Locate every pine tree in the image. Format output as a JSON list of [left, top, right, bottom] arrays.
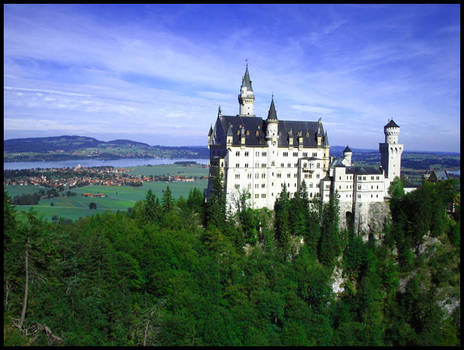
[[162, 186, 174, 213], [205, 167, 227, 229], [274, 184, 291, 247]]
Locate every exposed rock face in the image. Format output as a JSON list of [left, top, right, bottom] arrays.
[[338, 201, 390, 241]]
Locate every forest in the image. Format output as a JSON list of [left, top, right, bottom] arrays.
[[3, 171, 460, 346]]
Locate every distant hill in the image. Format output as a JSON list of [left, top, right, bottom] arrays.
[[4, 135, 209, 162]]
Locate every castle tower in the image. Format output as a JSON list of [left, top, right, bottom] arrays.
[[238, 64, 255, 116], [342, 145, 352, 166], [379, 119, 403, 183], [265, 95, 279, 146]]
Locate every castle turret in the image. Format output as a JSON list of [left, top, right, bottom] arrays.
[[265, 95, 279, 147], [379, 119, 403, 183], [238, 64, 255, 116], [342, 145, 352, 166]]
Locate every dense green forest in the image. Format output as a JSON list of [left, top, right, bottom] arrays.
[[3, 173, 460, 346]]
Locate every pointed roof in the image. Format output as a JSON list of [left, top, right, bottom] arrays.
[[385, 119, 399, 128], [343, 145, 352, 153], [323, 131, 329, 146], [218, 105, 222, 116], [226, 124, 233, 137], [208, 125, 213, 136], [241, 64, 253, 91], [316, 118, 323, 136], [267, 96, 278, 120]]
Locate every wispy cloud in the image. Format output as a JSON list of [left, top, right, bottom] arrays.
[[3, 4, 460, 151]]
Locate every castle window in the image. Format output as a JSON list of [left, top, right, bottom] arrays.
[[312, 152, 317, 157], [358, 194, 361, 199], [371, 185, 373, 189], [303, 163, 307, 168], [287, 163, 291, 168], [371, 194, 373, 198], [277, 173, 281, 178], [294, 163, 298, 167], [339, 185, 341, 189], [294, 173, 297, 178], [261, 164, 266, 168], [237, 130, 240, 135], [247, 173, 252, 179], [245, 163, 248, 168], [261, 184, 265, 188], [271, 161, 275, 166], [376, 194, 378, 198], [376, 176, 380, 180], [262, 152, 267, 156], [245, 151, 249, 156], [294, 183, 297, 187], [236, 163, 240, 168], [293, 152, 298, 157], [377, 185, 379, 189], [255, 184, 259, 188], [255, 194, 259, 198], [235, 174, 240, 179], [246, 130, 250, 136], [306, 131, 310, 137], [236, 151, 240, 156], [339, 176, 341, 180], [317, 163, 320, 168], [261, 194, 266, 198], [256, 151, 259, 156], [363, 176, 366, 180], [283, 152, 288, 157], [261, 174, 266, 179], [310, 183, 313, 188], [358, 185, 361, 190], [316, 174, 320, 179], [303, 152, 308, 157], [255, 173, 259, 179], [310, 192, 313, 197], [287, 173, 291, 178], [305, 174, 309, 178], [255, 163, 259, 168], [248, 184, 251, 189], [371, 176, 374, 180], [358, 176, 361, 180], [281, 163, 284, 167], [256, 130, 259, 136], [235, 184, 240, 189]]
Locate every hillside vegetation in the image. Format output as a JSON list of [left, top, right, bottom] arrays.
[[4, 136, 209, 161], [3, 173, 460, 346]]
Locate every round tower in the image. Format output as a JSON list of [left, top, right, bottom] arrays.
[[265, 95, 279, 146], [238, 64, 255, 116], [379, 119, 403, 183], [343, 145, 352, 166]]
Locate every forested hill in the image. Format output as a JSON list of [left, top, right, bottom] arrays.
[[4, 136, 209, 161], [3, 176, 460, 346]]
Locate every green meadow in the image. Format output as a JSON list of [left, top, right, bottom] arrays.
[[6, 164, 209, 222]]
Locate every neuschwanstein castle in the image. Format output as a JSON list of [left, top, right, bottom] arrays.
[[207, 65, 404, 233]]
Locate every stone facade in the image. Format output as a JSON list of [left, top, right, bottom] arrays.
[[207, 65, 405, 235]]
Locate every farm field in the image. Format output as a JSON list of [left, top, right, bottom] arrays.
[[5, 163, 209, 222], [10, 180, 208, 222]]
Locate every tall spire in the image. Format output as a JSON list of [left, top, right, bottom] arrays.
[[267, 95, 278, 120], [241, 63, 253, 91]]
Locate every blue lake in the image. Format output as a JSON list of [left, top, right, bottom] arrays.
[[4, 158, 209, 170]]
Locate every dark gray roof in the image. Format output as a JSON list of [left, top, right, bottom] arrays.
[[323, 131, 329, 146], [385, 119, 399, 128], [343, 145, 352, 153], [346, 166, 383, 175], [267, 97, 278, 120], [210, 115, 327, 148], [241, 64, 253, 91], [330, 158, 345, 168]]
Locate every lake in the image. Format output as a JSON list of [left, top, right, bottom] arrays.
[[4, 158, 209, 170]]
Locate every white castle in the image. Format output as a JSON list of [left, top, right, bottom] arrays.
[[207, 65, 404, 233]]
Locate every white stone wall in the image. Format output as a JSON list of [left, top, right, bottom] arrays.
[[224, 145, 329, 210]]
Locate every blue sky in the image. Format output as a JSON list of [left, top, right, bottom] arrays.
[[4, 4, 460, 151]]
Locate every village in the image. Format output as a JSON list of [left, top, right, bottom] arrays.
[[4, 164, 207, 190]]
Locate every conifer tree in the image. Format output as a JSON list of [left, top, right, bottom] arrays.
[[274, 184, 291, 247], [205, 166, 227, 229], [162, 186, 174, 213]]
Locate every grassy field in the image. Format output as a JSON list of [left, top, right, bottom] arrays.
[[126, 164, 209, 177], [10, 180, 208, 222], [6, 164, 209, 222]]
